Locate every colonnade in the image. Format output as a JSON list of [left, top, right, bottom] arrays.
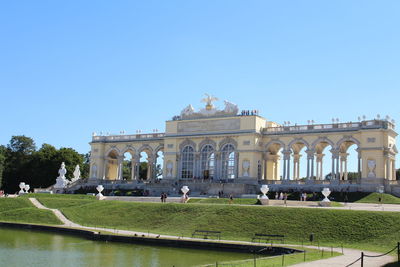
[[266, 148, 361, 180], [103, 152, 161, 180]]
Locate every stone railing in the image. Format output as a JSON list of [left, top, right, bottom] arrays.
[[92, 133, 165, 142], [263, 120, 395, 135]]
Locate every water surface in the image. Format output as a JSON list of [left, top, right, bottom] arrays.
[[0, 228, 251, 267]]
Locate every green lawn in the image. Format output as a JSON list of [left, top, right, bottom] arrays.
[[29, 195, 399, 253], [188, 198, 259, 205], [0, 198, 61, 225], [355, 193, 400, 205]]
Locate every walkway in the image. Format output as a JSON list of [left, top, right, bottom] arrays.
[[28, 198, 396, 266]]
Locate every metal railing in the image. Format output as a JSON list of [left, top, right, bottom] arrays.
[[346, 242, 399, 267]]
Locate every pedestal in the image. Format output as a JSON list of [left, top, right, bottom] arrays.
[[319, 201, 331, 207], [259, 198, 269, 205]]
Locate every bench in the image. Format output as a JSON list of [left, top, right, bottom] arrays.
[[192, 230, 221, 240], [251, 233, 284, 244]]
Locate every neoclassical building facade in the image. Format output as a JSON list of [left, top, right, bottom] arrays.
[[89, 96, 398, 186]]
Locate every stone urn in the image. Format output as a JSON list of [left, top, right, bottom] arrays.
[[96, 185, 105, 200], [24, 184, 30, 193], [259, 185, 269, 205], [19, 182, 26, 195], [319, 187, 331, 207], [181, 185, 190, 203]]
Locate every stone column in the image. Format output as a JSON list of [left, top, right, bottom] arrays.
[[283, 155, 287, 180], [147, 156, 153, 180], [283, 150, 291, 180], [357, 148, 361, 178], [274, 155, 280, 180], [117, 156, 124, 180], [214, 152, 221, 180], [175, 154, 181, 179], [331, 149, 339, 180], [386, 157, 391, 180], [293, 154, 300, 179], [102, 157, 108, 180], [340, 153, 348, 180], [392, 160, 396, 181], [235, 152, 239, 179], [194, 152, 201, 178], [133, 156, 140, 180]]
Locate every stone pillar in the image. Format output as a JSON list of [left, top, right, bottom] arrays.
[[306, 149, 315, 179], [331, 149, 339, 180], [102, 157, 108, 180], [117, 156, 124, 180], [176, 154, 181, 179], [340, 153, 348, 180], [147, 157, 153, 180], [214, 152, 221, 180], [283, 156, 287, 180], [235, 152, 239, 179], [386, 157, 391, 180], [357, 148, 361, 178], [283, 150, 291, 180], [392, 160, 396, 181], [194, 152, 201, 178], [133, 156, 140, 180], [293, 154, 300, 179]]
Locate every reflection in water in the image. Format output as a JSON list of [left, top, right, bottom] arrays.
[[0, 228, 251, 267]]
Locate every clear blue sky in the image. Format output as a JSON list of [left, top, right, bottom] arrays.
[[0, 1, 399, 171]]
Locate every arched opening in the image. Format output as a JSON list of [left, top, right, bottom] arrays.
[[338, 141, 360, 181], [314, 140, 334, 180], [106, 150, 119, 180], [122, 150, 134, 180], [181, 145, 194, 179], [139, 151, 150, 180], [200, 144, 215, 180], [290, 142, 308, 180], [155, 150, 164, 180], [265, 142, 283, 180], [221, 144, 236, 179]]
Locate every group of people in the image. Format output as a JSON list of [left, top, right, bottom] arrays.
[[160, 192, 168, 203], [275, 192, 288, 204]]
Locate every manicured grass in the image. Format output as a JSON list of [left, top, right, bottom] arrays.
[[356, 193, 400, 205], [188, 198, 259, 205], [203, 249, 341, 267], [41, 196, 400, 252], [0, 198, 61, 225]]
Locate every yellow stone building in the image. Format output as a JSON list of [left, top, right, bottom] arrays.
[[88, 96, 398, 194]]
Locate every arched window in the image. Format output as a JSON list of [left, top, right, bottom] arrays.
[[181, 146, 194, 179], [200, 145, 215, 179], [221, 144, 236, 179]]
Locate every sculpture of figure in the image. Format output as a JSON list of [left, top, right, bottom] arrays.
[[54, 162, 68, 189], [180, 104, 195, 117], [201, 93, 218, 110], [58, 162, 67, 178], [223, 100, 239, 114], [72, 165, 81, 182]]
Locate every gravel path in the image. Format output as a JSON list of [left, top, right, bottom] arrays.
[[28, 197, 396, 266]]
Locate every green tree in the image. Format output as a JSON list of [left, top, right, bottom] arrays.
[[139, 162, 148, 180], [0, 145, 6, 189], [2, 136, 36, 193]]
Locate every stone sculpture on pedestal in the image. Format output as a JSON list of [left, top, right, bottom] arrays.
[[54, 162, 68, 190]]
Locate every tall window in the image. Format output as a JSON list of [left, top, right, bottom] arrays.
[[221, 144, 236, 179], [201, 145, 215, 179], [181, 145, 194, 179]]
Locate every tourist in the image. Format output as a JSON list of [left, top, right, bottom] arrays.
[[275, 192, 279, 199], [160, 193, 164, 203], [279, 192, 283, 200], [163, 193, 168, 203], [229, 194, 233, 204], [283, 193, 288, 205]]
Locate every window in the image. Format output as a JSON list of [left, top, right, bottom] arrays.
[[221, 144, 236, 179], [181, 146, 194, 178], [200, 145, 215, 179]]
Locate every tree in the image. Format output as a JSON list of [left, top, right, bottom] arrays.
[[0, 145, 6, 189], [2, 136, 36, 193], [7, 135, 36, 154], [139, 162, 148, 180]]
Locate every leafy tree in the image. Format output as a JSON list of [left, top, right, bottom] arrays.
[[7, 135, 36, 154], [0, 145, 6, 188], [122, 159, 132, 180], [139, 162, 148, 180]]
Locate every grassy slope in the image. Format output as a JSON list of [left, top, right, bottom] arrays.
[[33, 196, 399, 252], [0, 198, 61, 225], [355, 193, 400, 204]]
